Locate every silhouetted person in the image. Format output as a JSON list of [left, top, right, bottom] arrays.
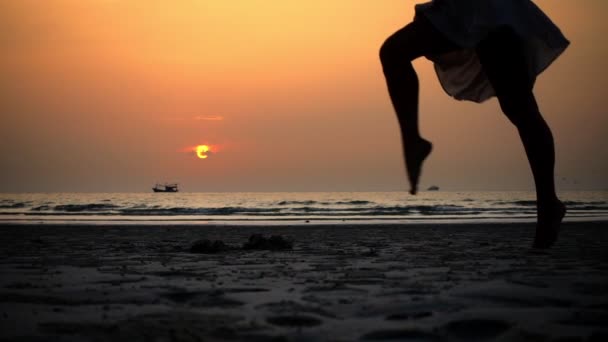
[[380, 0, 569, 248]]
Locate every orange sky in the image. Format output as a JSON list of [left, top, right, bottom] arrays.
[[1, 0, 607, 192]]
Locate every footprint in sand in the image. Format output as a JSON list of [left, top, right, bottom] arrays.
[[361, 329, 440, 341], [385, 311, 433, 321], [266, 315, 322, 328], [161, 291, 244, 308], [443, 319, 511, 340]]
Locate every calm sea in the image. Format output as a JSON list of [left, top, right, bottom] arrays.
[[0, 191, 607, 225]]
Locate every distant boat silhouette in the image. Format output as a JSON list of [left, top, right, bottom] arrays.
[[153, 183, 179, 193], [427, 185, 440, 191]]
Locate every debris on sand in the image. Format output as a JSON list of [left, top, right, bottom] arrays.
[[242, 234, 293, 251], [362, 248, 378, 257], [190, 240, 230, 254], [190, 235, 293, 253]]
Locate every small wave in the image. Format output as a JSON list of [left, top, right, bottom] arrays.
[[16, 204, 484, 217], [285, 204, 472, 215], [119, 206, 284, 216], [0, 202, 28, 209], [569, 205, 608, 211], [277, 200, 374, 206], [496, 200, 537, 206], [287, 206, 347, 213], [496, 200, 608, 208], [277, 201, 318, 206], [334, 200, 373, 205], [563, 200, 608, 206], [53, 203, 121, 212]]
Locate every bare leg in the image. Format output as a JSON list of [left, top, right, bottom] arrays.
[[477, 27, 565, 248], [379, 16, 457, 194]]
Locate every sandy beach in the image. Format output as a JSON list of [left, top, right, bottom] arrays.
[[1, 221, 607, 341]]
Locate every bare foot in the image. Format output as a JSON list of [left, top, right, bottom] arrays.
[[533, 200, 566, 249], [405, 138, 433, 195]]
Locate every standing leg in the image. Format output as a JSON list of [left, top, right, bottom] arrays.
[[477, 27, 565, 248], [379, 16, 457, 194]]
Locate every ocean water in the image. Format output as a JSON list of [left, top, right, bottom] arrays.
[[0, 191, 607, 225]]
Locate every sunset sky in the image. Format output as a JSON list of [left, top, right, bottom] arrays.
[[1, 0, 607, 192]]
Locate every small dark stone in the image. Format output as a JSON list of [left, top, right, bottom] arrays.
[[412, 311, 433, 319], [266, 315, 321, 327], [190, 239, 230, 254], [243, 234, 293, 251]]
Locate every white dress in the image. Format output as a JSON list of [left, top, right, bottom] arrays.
[[415, 0, 570, 102]]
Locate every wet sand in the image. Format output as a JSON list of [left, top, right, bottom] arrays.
[[1, 222, 607, 341]]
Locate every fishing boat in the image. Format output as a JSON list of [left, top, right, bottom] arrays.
[[152, 183, 179, 193]]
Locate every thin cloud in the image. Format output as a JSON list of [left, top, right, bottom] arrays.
[[194, 115, 224, 121], [161, 117, 186, 122]]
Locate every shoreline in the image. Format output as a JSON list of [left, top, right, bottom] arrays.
[[3, 191, 607, 228], [1, 218, 607, 228]]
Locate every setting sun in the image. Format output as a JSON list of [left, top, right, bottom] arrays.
[[196, 145, 210, 159]]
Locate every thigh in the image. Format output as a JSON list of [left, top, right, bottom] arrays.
[[476, 27, 535, 97], [382, 14, 459, 62]]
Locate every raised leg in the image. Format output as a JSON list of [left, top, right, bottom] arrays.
[[477, 27, 565, 248], [379, 15, 457, 194]]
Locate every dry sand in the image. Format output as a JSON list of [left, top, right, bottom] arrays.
[[0, 222, 607, 341]]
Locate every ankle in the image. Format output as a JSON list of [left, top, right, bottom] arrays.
[[406, 136, 430, 146], [537, 196, 560, 209]]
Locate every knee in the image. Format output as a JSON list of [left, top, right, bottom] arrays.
[[379, 37, 397, 67], [499, 101, 522, 126], [380, 35, 413, 68], [498, 92, 541, 127]]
